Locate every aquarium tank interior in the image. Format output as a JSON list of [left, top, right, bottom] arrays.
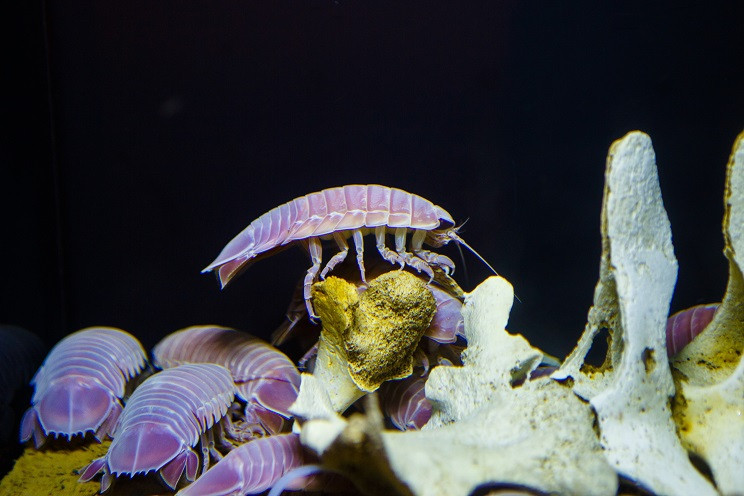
[[1, 2, 743, 495]]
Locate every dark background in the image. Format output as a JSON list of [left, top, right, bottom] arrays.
[[3, 1, 743, 360]]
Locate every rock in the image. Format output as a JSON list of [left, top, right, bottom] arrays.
[[671, 130, 744, 494]]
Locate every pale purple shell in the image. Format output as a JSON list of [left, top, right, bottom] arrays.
[[175, 433, 304, 496], [203, 184, 455, 287], [153, 326, 300, 435], [666, 303, 719, 357], [80, 363, 236, 491], [380, 375, 432, 431], [19, 327, 146, 447], [379, 342, 464, 430]]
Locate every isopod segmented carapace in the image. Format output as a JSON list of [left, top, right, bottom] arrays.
[[175, 433, 304, 496], [666, 303, 719, 357], [152, 325, 300, 439], [20, 327, 146, 448], [79, 363, 237, 492], [203, 184, 497, 318]]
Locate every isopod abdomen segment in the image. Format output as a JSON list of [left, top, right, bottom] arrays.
[[19, 327, 146, 448], [202, 184, 489, 318], [380, 374, 432, 431], [79, 363, 237, 492], [152, 325, 300, 439], [379, 342, 464, 430], [175, 433, 304, 496], [666, 303, 719, 357]]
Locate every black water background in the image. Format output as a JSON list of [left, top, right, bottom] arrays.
[[3, 1, 743, 362]]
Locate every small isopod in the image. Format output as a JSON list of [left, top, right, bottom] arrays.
[[379, 342, 463, 430], [379, 375, 432, 431], [175, 433, 304, 496], [203, 184, 497, 318], [79, 363, 236, 492], [666, 303, 719, 357], [153, 326, 300, 439], [20, 327, 146, 448]]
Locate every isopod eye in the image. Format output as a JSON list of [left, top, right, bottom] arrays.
[[37, 376, 113, 437]]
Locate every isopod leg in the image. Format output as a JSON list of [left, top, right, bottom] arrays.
[[19, 408, 46, 448], [352, 229, 367, 284], [375, 226, 405, 269], [411, 230, 456, 274], [160, 448, 198, 489], [93, 400, 122, 442], [78, 457, 115, 493], [320, 232, 349, 279], [417, 251, 455, 274], [395, 228, 434, 281], [303, 238, 322, 319], [212, 420, 235, 453], [200, 430, 223, 476]]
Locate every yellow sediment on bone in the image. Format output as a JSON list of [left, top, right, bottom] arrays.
[[671, 262, 744, 382], [671, 131, 744, 384], [0, 439, 169, 496], [668, 132, 744, 493], [312, 271, 436, 393], [0, 439, 108, 496], [321, 395, 413, 496], [349, 271, 436, 390]]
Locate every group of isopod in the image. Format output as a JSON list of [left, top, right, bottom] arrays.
[[16, 307, 465, 494], [19, 326, 303, 494], [11, 185, 722, 495]]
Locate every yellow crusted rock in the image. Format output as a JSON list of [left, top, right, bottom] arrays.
[[348, 271, 436, 391], [311, 271, 436, 396]]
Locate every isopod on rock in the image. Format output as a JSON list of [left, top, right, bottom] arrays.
[[203, 184, 497, 318]]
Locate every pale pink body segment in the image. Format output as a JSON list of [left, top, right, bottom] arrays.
[[379, 342, 464, 430], [203, 184, 466, 318], [175, 433, 304, 496], [666, 303, 719, 357], [379, 375, 432, 431], [152, 326, 300, 438], [79, 363, 237, 492], [19, 327, 146, 448]]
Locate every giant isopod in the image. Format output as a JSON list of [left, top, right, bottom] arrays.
[[203, 184, 497, 318], [19, 327, 146, 448], [153, 325, 300, 439], [666, 303, 719, 357]]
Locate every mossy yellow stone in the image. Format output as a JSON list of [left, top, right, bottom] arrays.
[[0, 440, 108, 496], [0, 439, 175, 495], [311, 275, 359, 351], [348, 271, 436, 391], [312, 271, 436, 395]]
